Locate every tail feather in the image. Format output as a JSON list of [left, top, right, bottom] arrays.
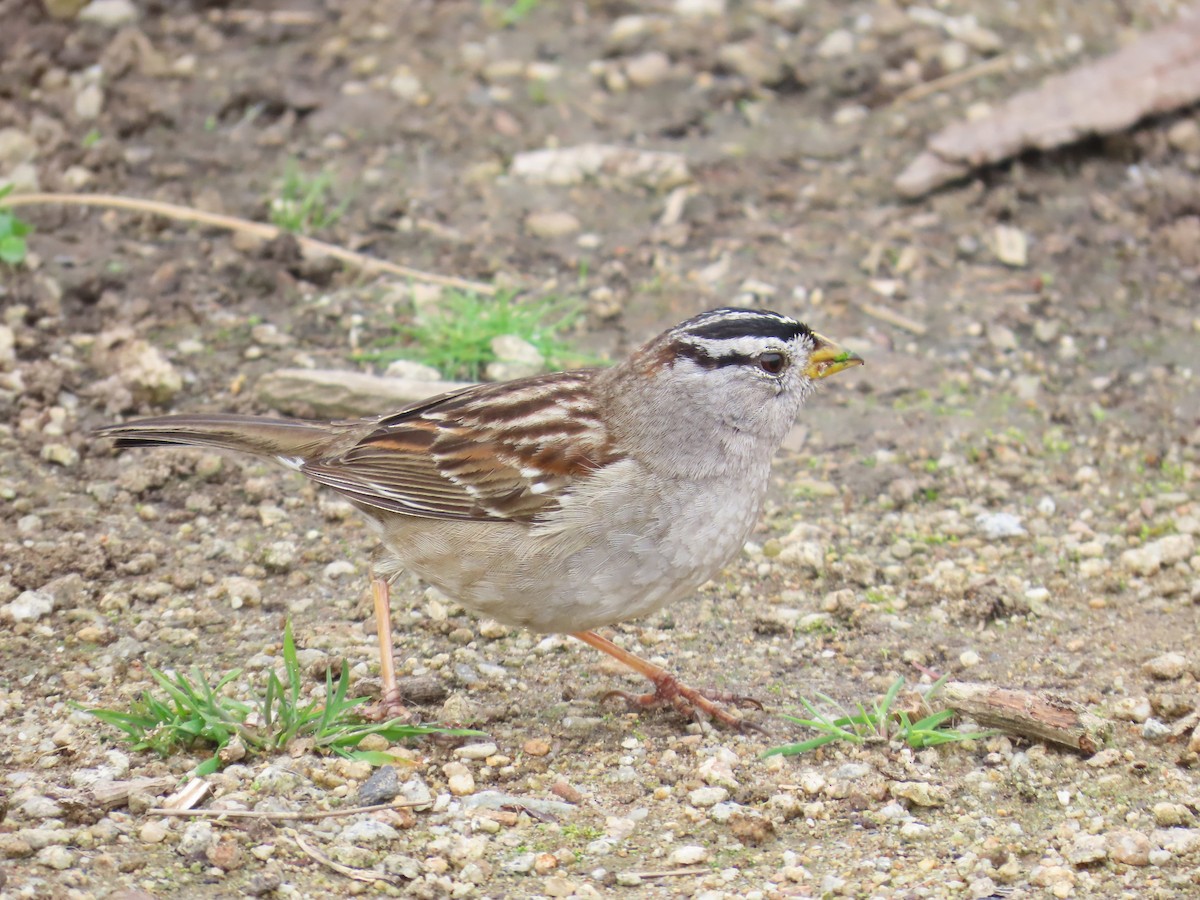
[[96, 414, 336, 461]]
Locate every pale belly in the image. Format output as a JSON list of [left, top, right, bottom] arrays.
[[375, 460, 769, 633]]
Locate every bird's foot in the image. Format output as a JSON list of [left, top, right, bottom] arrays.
[[359, 687, 415, 724], [603, 675, 766, 732]]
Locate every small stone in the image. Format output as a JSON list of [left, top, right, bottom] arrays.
[[975, 511, 1026, 538], [624, 51, 671, 88], [41, 443, 79, 467], [221, 576, 261, 610], [324, 560, 357, 580], [1110, 696, 1152, 723], [890, 781, 949, 807], [341, 819, 400, 846], [1168, 119, 1200, 154], [673, 0, 724, 17], [687, 786, 729, 808], [443, 761, 476, 796], [1144, 652, 1188, 680], [0, 323, 14, 371], [2, 589, 55, 622], [35, 845, 74, 870], [669, 844, 709, 865], [206, 835, 245, 871], [816, 28, 855, 58], [261, 541, 298, 573], [1105, 829, 1151, 866], [454, 742, 499, 761], [78, 0, 139, 26], [523, 208, 580, 240], [358, 766, 400, 805], [1152, 802, 1193, 826], [0, 128, 36, 171], [178, 820, 215, 860], [717, 41, 786, 84], [938, 40, 970, 72], [388, 70, 424, 101], [1067, 833, 1107, 865], [384, 360, 443, 382], [74, 83, 104, 120], [959, 649, 982, 668], [523, 738, 551, 757], [992, 225, 1028, 267], [140, 820, 168, 843], [1142, 718, 1172, 742]]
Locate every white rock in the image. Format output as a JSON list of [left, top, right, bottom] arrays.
[[0, 128, 36, 168], [1153, 827, 1200, 854], [697, 747, 740, 789], [668, 844, 709, 865], [673, 0, 724, 17], [341, 819, 401, 845], [992, 224, 1028, 267], [975, 512, 1026, 539], [2, 590, 55, 623], [323, 560, 357, 580], [3, 161, 37, 194], [624, 51, 671, 88], [1110, 696, 1152, 723], [1105, 829, 1150, 866], [1143, 652, 1189, 680], [1067, 833, 1106, 865], [388, 70, 424, 101], [78, 0, 139, 26], [511, 143, 690, 192], [443, 761, 476, 796], [524, 210, 581, 239], [1152, 802, 1193, 826], [454, 742, 498, 761], [687, 786, 729, 808], [221, 577, 261, 610], [74, 83, 104, 120], [816, 29, 855, 58], [384, 360, 443, 382]]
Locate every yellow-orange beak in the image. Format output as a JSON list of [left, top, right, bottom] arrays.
[[804, 333, 864, 380]]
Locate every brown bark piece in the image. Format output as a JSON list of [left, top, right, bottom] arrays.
[[896, 5, 1200, 197], [938, 681, 1112, 755]]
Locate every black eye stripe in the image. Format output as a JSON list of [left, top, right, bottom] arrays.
[[673, 343, 786, 371]]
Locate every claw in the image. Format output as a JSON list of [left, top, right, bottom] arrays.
[[600, 679, 768, 733], [359, 686, 415, 724]]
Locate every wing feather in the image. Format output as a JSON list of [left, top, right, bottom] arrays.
[[299, 371, 622, 522]]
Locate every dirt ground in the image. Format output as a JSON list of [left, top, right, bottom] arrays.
[[2, 0, 1200, 897]]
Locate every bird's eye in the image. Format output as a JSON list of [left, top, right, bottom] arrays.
[[756, 351, 787, 375]]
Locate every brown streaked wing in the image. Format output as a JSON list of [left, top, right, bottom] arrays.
[[298, 371, 623, 522]]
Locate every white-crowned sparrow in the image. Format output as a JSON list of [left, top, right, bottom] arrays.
[[98, 307, 862, 728]]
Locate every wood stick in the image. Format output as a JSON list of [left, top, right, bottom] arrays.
[[147, 798, 430, 820], [289, 829, 402, 885], [2, 192, 495, 295], [937, 681, 1111, 754]]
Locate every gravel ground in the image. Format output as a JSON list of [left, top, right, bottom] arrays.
[[2, 0, 1200, 897]]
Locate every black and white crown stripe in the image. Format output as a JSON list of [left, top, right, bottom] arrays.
[[669, 307, 813, 369]]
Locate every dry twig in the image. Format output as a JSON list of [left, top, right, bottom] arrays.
[[3, 192, 495, 295], [937, 681, 1112, 754], [147, 799, 429, 820], [896, 5, 1200, 197], [289, 829, 402, 885]]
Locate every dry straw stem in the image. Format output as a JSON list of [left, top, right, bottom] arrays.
[[3, 192, 495, 295], [289, 829, 401, 885], [147, 798, 430, 821]]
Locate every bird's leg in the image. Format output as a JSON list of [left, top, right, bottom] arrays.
[[570, 630, 764, 731], [361, 575, 413, 722]]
